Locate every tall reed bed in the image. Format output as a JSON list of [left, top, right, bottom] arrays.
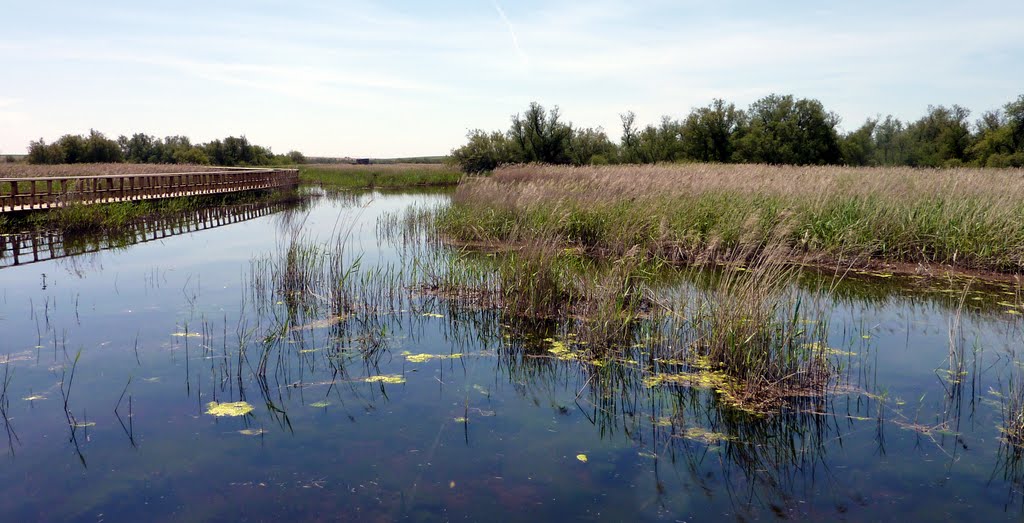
[[442, 163, 1024, 273], [299, 163, 462, 189]]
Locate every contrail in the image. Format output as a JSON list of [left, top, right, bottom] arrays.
[[491, 1, 529, 67]]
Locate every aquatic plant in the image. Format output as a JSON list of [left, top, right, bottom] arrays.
[[205, 401, 255, 417], [1002, 369, 1024, 448], [363, 374, 406, 384]]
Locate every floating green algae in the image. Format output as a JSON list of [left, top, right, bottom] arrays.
[[402, 351, 463, 363], [363, 374, 406, 384], [205, 401, 255, 417], [680, 427, 734, 444]]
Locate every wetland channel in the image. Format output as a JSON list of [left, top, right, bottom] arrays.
[[0, 187, 1022, 521]]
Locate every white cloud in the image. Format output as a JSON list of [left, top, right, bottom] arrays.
[[0, 1, 1021, 156]]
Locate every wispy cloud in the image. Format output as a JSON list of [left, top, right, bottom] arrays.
[[0, 0, 1021, 156], [491, 1, 529, 68]]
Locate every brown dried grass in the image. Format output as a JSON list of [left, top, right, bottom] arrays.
[[303, 163, 453, 173], [0, 163, 237, 178], [445, 163, 1024, 273]]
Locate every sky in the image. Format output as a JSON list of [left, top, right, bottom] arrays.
[[1, 0, 1023, 158]]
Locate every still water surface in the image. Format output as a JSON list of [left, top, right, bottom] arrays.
[[0, 189, 1022, 521]]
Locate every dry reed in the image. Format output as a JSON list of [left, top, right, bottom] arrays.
[[444, 163, 1024, 273]]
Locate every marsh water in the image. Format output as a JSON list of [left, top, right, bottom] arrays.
[[0, 188, 1022, 522]]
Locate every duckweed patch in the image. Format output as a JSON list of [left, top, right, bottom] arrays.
[[401, 351, 463, 363], [680, 427, 734, 444], [363, 375, 406, 384], [205, 401, 255, 417]]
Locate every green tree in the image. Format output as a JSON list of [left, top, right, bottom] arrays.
[[172, 147, 211, 165], [734, 94, 841, 165], [618, 111, 641, 163], [119, 133, 159, 163], [568, 127, 617, 165], [903, 105, 972, 167], [450, 130, 515, 173], [633, 116, 684, 163], [680, 99, 745, 163], [508, 102, 573, 164], [27, 139, 64, 164], [56, 134, 87, 163], [840, 118, 878, 166], [872, 116, 909, 165], [1004, 94, 1024, 152]]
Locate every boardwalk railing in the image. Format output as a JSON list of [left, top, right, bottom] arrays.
[[0, 168, 299, 212]]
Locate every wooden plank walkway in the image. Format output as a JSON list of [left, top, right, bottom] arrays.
[[0, 167, 299, 212]]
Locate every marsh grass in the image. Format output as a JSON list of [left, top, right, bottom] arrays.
[[444, 163, 1024, 274], [393, 191, 836, 411], [1003, 369, 1024, 448], [649, 253, 832, 410], [299, 163, 462, 189]]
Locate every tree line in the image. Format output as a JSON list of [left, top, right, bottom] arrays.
[[27, 130, 306, 166], [451, 94, 1024, 172]]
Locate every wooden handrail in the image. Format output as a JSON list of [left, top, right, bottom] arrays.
[[0, 168, 299, 212], [0, 167, 296, 183]]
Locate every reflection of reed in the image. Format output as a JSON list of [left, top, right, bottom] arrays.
[[486, 312, 842, 516], [991, 345, 1024, 510]]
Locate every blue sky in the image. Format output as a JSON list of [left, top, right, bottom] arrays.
[[1, 0, 1022, 157]]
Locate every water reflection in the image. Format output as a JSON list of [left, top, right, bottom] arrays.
[[0, 197, 313, 269], [0, 189, 1021, 520]]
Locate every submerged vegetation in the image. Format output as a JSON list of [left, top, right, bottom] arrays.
[[439, 163, 1024, 274]]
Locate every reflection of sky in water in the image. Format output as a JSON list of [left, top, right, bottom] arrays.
[[0, 190, 1022, 521]]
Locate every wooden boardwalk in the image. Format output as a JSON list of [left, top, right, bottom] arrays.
[[0, 167, 299, 213]]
